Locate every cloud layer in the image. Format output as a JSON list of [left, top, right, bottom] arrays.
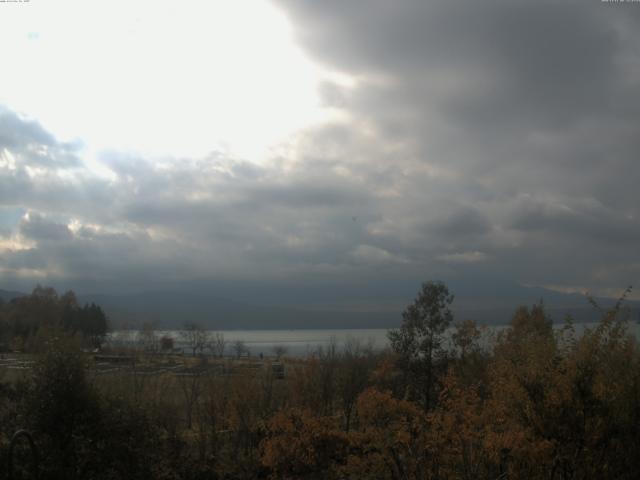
[[1, 1, 639, 305]]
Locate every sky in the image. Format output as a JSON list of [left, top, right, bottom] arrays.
[[1, 0, 639, 308]]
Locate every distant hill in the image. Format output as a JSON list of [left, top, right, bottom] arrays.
[[0, 289, 26, 303], [2, 284, 638, 329], [79, 292, 397, 330], [80, 286, 640, 330], [450, 281, 640, 326]]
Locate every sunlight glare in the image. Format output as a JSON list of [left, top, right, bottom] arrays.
[[0, 0, 328, 164]]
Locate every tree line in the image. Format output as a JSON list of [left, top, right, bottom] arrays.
[[0, 285, 108, 351]]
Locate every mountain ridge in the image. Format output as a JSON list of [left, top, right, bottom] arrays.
[[2, 285, 638, 329]]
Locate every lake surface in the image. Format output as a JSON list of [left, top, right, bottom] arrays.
[[109, 328, 390, 357], [108, 321, 640, 357]]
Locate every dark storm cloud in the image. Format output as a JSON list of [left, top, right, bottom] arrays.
[[0, 110, 111, 226], [0, 109, 54, 148], [278, 0, 637, 147], [0, 248, 46, 271], [0, 108, 81, 168], [0, 133, 394, 292], [1, 0, 639, 302], [427, 207, 492, 239], [509, 195, 640, 246], [279, 0, 622, 124], [245, 181, 368, 209], [272, 0, 640, 293], [0, 160, 112, 222], [20, 212, 73, 242]]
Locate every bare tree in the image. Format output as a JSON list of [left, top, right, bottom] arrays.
[[272, 344, 288, 360], [338, 336, 375, 431], [233, 339, 248, 359], [316, 336, 339, 416], [139, 321, 158, 353], [160, 335, 175, 351], [181, 322, 210, 356], [175, 368, 204, 429], [118, 321, 136, 349], [209, 332, 226, 358]]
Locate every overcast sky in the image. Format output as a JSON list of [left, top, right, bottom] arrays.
[[1, 0, 639, 306]]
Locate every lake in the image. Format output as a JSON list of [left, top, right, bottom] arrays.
[[109, 328, 390, 357], [107, 321, 640, 357]]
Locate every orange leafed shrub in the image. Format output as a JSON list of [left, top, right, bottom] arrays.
[[260, 409, 348, 479], [339, 388, 431, 480]]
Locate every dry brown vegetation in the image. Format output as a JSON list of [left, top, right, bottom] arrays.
[[1, 284, 639, 479]]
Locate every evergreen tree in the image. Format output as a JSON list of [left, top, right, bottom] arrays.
[[388, 280, 454, 410]]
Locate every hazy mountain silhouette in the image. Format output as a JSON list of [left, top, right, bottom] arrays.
[[0, 289, 26, 303], [3, 284, 637, 329], [78, 291, 397, 330], [79, 283, 639, 330]]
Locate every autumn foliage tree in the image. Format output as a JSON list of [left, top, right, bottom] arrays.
[[340, 388, 432, 480], [261, 409, 348, 479]]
